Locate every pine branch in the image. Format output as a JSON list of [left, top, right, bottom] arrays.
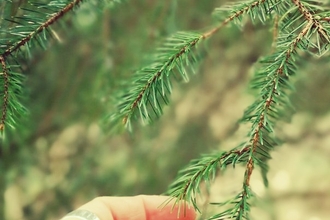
[[0, 0, 84, 135], [1, 0, 328, 218], [0, 58, 27, 135], [109, 31, 202, 130], [290, 0, 330, 55], [0, 0, 126, 135], [109, 0, 282, 131], [219, 3, 330, 218], [208, 186, 253, 220], [212, 0, 281, 25], [1, 0, 83, 57], [165, 1, 330, 219], [164, 149, 250, 213], [228, 18, 316, 220]]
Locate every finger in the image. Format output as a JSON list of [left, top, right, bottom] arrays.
[[69, 195, 196, 220]]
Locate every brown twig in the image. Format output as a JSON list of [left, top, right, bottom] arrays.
[[0, 56, 9, 131], [243, 20, 313, 187]]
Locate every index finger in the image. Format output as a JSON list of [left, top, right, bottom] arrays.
[[62, 195, 196, 220]]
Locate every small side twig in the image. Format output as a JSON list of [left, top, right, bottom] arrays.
[[292, 0, 329, 40], [0, 56, 9, 131], [202, 0, 267, 39]]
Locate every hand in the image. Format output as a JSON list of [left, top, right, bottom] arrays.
[[61, 195, 196, 220]]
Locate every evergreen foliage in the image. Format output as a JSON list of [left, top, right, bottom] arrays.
[[109, 31, 203, 130], [1, 0, 330, 219], [0, 0, 84, 137], [162, 0, 330, 219]]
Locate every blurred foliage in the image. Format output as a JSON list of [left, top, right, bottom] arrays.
[[1, 0, 330, 220]]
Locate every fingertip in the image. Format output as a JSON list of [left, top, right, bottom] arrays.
[[62, 195, 196, 220], [139, 195, 196, 220]]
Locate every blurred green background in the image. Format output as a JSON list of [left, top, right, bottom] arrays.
[[2, 0, 330, 220]]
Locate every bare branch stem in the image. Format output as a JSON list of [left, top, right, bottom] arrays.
[[0, 56, 9, 131]]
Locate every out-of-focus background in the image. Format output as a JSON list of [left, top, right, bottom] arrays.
[[2, 0, 330, 220]]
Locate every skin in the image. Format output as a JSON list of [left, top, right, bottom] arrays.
[[61, 195, 196, 220]]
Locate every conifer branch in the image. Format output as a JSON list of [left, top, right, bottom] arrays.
[[165, 149, 250, 212], [0, 0, 85, 134], [292, 0, 318, 21], [110, 0, 279, 130], [109, 31, 209, 130], [107, 32, 196, 130], [166, 1, 330, 219], [291, 0, 330, 54], [210, 13, 321, 220], [1, 0, 82, 58], [238, 17, 313, 206], [240, 0, 330, 191], [292, 0, 329, 41], [1, 0, 329, 218], [0, 59, 27, 134], [212, 0, 282, 25], [204, 0, 267, 38], [208, 186, 253, 220]]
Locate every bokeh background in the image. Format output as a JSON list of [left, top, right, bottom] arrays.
[[1, 0, 330, 220]]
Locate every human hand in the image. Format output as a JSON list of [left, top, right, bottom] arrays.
[[60, 195, 196, 220]]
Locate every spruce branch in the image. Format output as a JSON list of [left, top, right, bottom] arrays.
[[0, 0, 125, 135], [208, 186, 253, 220], [285, 0, 330, 55], [165, 1, 330, 219], [165, 149, 250, 213], [212, 0, 281, 25], [110, 0, 283, 131], [110, 31, 202, 130], [292, 0, 329, 36], [1, 0, 83, 57], [1, 0, 329, 218], [0, 0, 84, 134], [238, 0, 330, 199], [0, 59, 27, 134], [212, 8, 329, 219], [279, 0, 330, 56], [229, 19, 316, 218]]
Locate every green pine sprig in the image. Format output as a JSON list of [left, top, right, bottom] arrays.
[[164, 149, 250, 212], [0, 0, 83, 57], [0, 0, 125, 137], [212, 0, 282, 25], [208, 186, 253, 220], [1, 0, 329, 218], [164, 0, 330, 219], [0, 0, 85, 137], [109, 0, 286, 131], [109, 31, 203, 131]]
